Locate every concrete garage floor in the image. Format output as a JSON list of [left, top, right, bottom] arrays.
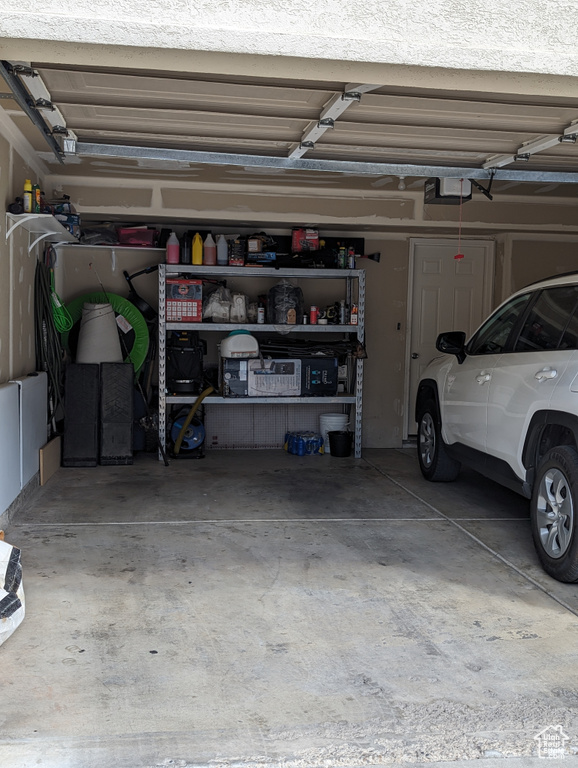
[[1, 448, 578, 768]]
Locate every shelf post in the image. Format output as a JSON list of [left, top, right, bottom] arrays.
[[354, 269, 365, 458], [158, 264, 167, 460]]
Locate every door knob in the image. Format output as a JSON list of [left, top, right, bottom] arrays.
[[411, 353, 420, 359]]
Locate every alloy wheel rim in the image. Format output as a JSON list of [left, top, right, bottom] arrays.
[[419, 413, 435, 469], [536, 467, 574, 559]]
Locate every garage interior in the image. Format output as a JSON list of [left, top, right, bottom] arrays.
[[2, 49, 578, 766]]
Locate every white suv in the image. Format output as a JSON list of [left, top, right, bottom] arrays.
[[416, 273, 578, 582]]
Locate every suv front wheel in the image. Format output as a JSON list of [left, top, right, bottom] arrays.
[[531, 446, 578, 582], [417, 399, 461, 482]]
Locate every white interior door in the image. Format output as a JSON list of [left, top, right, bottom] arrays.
[[405, 239, 494, 436]]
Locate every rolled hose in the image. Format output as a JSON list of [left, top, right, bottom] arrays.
[[173, 386, 214, 456]]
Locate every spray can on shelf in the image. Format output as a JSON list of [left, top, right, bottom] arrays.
[[192, 233, 203, 265], [350, 303, 359, 325], [23, 179, 33, 214], [310, 305, 318, 324], [257, 306, 265, 324], [203, 232, 217, 265], [32, 183, 41, 213], [216, 234, 228, 265], [166, 232, 180, 264]]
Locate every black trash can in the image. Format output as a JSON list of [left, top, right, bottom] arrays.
[[328, 430, 353, 457]]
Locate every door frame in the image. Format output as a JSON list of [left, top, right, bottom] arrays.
[[403, 237, 495, 439]]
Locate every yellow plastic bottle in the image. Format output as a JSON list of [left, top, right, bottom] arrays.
[[192, 232, 203, 265], [23, 179, 33, 214]]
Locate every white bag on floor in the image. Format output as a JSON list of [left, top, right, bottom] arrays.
[[0, 535, 25, 647]]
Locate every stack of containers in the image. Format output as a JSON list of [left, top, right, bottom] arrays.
[[319, 413, 349, 454]]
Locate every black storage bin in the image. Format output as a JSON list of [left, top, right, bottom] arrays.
[[62, 363, 100, 467], [99, 362, 134, 465]]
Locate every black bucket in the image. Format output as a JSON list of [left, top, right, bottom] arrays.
[[328, 430, 353, 457]]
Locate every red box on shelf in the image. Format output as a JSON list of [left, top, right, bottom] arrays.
[[117, 228, 158, 247], [165, 279, 203, 322], [291, 228, 319, 252]]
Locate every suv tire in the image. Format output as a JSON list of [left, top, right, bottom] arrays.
[[531, 446, 578, 583], [417, 399, 461, 482]]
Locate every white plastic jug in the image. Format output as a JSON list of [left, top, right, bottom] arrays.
[[216, 234, 228, 266]]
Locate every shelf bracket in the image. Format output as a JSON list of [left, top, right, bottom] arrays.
[[5, 213, 37, 240], [28, 231, 60, 253]]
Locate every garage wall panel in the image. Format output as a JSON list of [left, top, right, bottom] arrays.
[[510, 238, 578, 293], [161, 188, 414, 223], [428, 200, 578, 228], [205, 403, 349, 450], [61, 185, 153, 210], [0, 382, 21, 514], [11, 373, 48, 488], [361, 238, 408, 448]]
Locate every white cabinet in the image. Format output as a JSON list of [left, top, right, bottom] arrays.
[[158, 264, 366, 457]]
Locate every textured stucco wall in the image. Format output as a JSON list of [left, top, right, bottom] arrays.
[[2, 0, 578, 77]]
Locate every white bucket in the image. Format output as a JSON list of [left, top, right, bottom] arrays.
[[319, 413, 349, 454], [76, 302, 123, 364]]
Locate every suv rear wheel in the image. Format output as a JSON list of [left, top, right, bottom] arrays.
[[531, 446, 578, 582], [417, 399, 461, 482]]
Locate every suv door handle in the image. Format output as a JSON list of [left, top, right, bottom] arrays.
[[476, 372, 491, 384], [535, 368, 558, 380]]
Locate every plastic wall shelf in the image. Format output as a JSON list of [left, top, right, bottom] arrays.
[[5, 213, 78, 252]]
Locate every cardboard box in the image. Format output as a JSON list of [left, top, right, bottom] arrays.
[[165, 279, 202, 322], [300, 357, 339, 396], [221, 358, 249, 397], [248, 359, 301, 397], [222, 357, 337, 397], [246, 251, 276, 265], [292, 228, 319, 252]]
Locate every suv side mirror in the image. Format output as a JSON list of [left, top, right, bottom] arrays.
[[436, 331, 467, 363]]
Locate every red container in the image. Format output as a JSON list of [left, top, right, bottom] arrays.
[[117, 228, 158, 247], [292, 228, 319, 252]]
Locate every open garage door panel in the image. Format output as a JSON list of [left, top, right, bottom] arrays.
[[3, 61, 578, 200]]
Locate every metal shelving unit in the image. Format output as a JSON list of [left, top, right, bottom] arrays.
[[158, 264, 365, 457]]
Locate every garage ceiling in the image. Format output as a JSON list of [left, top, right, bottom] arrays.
[[4, 61, 578, 197]]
